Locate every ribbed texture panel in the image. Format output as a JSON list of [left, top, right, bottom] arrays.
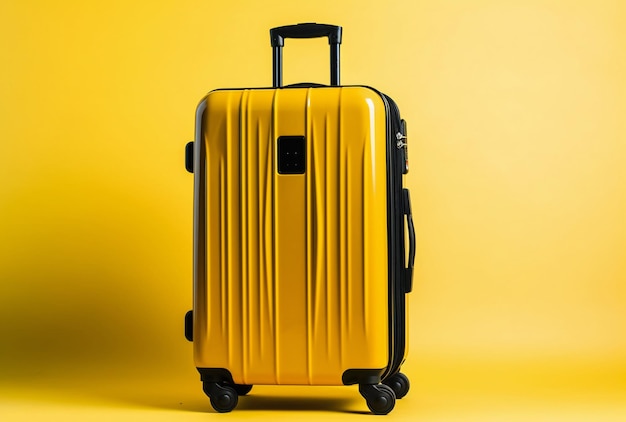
[[240, 89, 278, 382], [196, 87, 389, 385]]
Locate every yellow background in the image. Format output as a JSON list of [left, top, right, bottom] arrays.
[[1, 0, 625, 420]]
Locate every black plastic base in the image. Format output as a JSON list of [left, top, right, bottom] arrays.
[[342, 368, 385, 385], [198, 368, 235, 384], [197, 367, 406, 414]]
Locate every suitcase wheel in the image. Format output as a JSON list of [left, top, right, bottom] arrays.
[[359, 383, 396, 415], [203, 382, 238, 413], [383, 372, 410, 399]]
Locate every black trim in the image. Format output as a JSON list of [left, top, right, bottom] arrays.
[[380, 94, 398, 381], [379, 92, 408, 381], [342, 368, 386, 385], [198, 368, 236, 384]]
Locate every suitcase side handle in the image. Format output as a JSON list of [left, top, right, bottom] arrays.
[[270, 23, 342, 88], [185, 141, 194, 173], [403, 188, 416, 293]]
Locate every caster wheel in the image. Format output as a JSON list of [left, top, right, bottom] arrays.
[[359, 383, 396, 415], [204, 382, 238, 413], [383, 372, 410, 399], [232, 383, 253, 396]]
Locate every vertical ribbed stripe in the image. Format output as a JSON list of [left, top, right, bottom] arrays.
[[271, 89, 279, 384], [219, 159, 226, 335], [241, 90, 248, 379], [324, 110, 332, 359], [305, 87, 312, 383], [337, 88, 345, 368]]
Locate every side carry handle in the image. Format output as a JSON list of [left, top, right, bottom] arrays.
[[184, 310, 193, 342], [270, 23, 342, 88], [185, 141, 194, 173], [402, 188, 416, 293]]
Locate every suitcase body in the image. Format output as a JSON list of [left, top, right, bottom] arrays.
[[185, 24, 414, 414]]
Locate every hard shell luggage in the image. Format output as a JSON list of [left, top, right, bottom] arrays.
[[184, 23, 415, 414]]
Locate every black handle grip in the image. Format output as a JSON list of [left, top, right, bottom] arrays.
[[403, 189, 416, 293], [270, 23, 342, 88], [270, 23, 342, 46]]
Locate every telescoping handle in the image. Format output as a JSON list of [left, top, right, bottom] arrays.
[[270, 23, 342, 88]]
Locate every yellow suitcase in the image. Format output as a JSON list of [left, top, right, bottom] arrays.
[[184, 23, 415, 414]]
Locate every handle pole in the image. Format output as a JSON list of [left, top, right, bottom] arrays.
[[330, 43, 340, 86], [272, 46, 283, 88], [270, 23, 342, 88]]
